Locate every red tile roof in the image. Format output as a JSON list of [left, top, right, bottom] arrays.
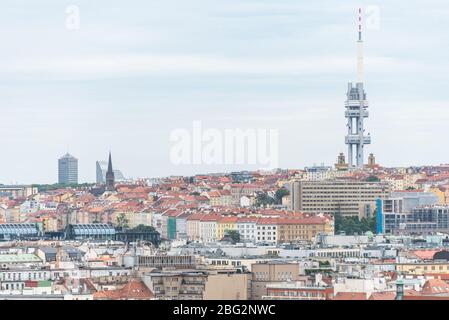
[[218, 216, 239, 224], [93, 280, 153, 300], [369, 292, 396, 300], [411, 250, 439, 260], [422, 279, 449, 295], [332, 292, 367, 300], [200, 214, 221, 222]]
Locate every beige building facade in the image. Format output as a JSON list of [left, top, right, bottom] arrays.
[[290, 179, 390, 217], [251, 262, 301, 300]]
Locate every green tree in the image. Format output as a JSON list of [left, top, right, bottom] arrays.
[[131, 224, 156, 232], [365, 175, 380, 182], [335, 215, 376, 235], [116, 213, 129, 229], [32, 183, 94, 192], [224, 230, 241, 243], [255, 193, 275, 207], [274, 188, 290, 204]]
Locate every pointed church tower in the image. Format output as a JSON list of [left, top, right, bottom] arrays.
[[105, 151, 115, 191]]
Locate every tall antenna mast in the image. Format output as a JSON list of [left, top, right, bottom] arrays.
[[356, 7, 364, 83]]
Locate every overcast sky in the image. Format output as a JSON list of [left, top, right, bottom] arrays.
[[0, 0, 448, 184]]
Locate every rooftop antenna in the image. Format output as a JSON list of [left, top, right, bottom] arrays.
[[356, 7, 364, 83]]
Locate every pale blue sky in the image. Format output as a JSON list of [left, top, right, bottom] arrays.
[[0, 1, 448, 184]]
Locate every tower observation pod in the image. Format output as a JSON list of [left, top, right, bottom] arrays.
[[345, 7, 371, 168]]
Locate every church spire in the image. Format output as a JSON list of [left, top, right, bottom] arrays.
[[107, 151, 113, 174], [105, 151, 115, 191]]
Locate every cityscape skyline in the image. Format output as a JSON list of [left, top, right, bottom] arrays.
[[1, 1, 449, 184], [1, 2, 449, 303]]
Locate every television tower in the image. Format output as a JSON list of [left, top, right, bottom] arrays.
[[345, 8, 371, 168]]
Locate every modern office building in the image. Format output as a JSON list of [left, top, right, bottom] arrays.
[[303, 165, 334, 181], [58, 153, 78, 184], [96, 161, 125, 183], [406, 206, 449, 234], [290, 179, 390, 217], [377, 192, 448, 235]]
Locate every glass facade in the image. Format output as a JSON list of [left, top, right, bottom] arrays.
[[58, 153, 78, 184], [0, 223, 39, 240]]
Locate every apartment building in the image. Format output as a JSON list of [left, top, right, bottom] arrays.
[[199, 214, 220, 243], [217, 216, 238, 240], [161, 209, 182, 240], [251, 262, 301, 299], [206, 190, 232, 207], [118, 211, 152, 229], [174, 211, 192, 240], [137, 255, 197, 269], [236, 217, 258, 243], [0, 185, 38, 199], [143, 271, 207, 300], [203, 270, 251, 300], [430, 186, 449, 205], [0, 269, 51, 291], [384, 175, 406, 191], [277, 216, 334, 243], [290, 179, 390, 217], [229, 184, 262, 206], [255, 218, 278, 245], [264, 282, 334, 300], [186, 213, 203, 242], [396, 262, 449, 275]]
